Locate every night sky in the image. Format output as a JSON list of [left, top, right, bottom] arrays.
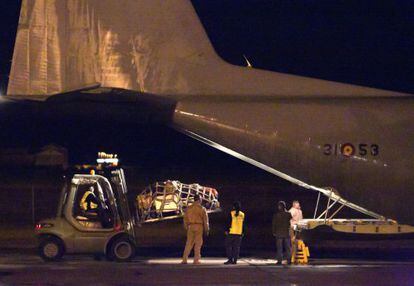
[[1, 0, 414, 94]]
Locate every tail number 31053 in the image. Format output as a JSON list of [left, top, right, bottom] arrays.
[[323, 143, 379, 157]]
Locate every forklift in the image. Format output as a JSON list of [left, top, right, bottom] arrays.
[[35, 153, 220, 262], [35, 156, 138, 262]]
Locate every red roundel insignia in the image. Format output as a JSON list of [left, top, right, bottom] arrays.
[[341, 143, 355, 157]]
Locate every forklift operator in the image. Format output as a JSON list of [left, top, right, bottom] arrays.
[[80, 186, 99, 213], [79, 186, 113, 228]]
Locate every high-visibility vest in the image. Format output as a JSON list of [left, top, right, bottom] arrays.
[[229, 210, 245, 235], [80, 191, 98, 211]]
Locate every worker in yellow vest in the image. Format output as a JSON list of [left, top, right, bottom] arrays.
[[80, 186, 99, 212], [224, 201, 246, 265]]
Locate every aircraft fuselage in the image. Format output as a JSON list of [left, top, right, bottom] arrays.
[[174, 96, 414, 223]]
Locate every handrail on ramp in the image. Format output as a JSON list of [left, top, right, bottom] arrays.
[[299, 187, 414, 234]]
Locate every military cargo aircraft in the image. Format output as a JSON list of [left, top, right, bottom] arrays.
[[2, 0, 414, 233]]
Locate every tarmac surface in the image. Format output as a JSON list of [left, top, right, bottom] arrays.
[[0, 253, 413, 285]]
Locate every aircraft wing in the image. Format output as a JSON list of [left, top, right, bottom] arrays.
[[1, 87, 177, 125]]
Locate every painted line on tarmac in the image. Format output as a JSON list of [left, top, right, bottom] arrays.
[[46, 266, 79, 270], [0, 264, 27, 270], [2, 256, 414, 269]]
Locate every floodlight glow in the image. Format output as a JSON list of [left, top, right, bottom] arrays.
[[97, 158, 119, 164]]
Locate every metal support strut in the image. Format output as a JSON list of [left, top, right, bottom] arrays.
[[300, 187, 414, 234]]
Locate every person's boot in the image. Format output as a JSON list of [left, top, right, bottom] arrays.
[[224, 259, 233, 265], [180, 259, 188, 264], [232, 259, 237, 265]]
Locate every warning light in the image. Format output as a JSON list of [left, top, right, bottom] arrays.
[[35, 223, 54, 230], [97, 152, 119, 166]]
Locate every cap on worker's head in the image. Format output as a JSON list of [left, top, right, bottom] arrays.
[[233, 201, 241, 210], [278, 200, 286, 210], [193, 194, 201, 202]]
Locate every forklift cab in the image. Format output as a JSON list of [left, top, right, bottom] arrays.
[[71, 175, 116, 229], [36, 168, 136, 262]]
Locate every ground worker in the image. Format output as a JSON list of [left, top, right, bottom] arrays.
[[289, 200, 303, 231], [181, 194, 209, 264], [289, 200, 303, 261], [272, 201, 292, 265], [224, 201, 246, 265]]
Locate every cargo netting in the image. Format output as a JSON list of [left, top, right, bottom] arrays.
[[136, 181, 220, 223]]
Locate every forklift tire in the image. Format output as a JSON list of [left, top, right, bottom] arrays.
[[110, 237, 135, 262], [39, 237, 65, 262]]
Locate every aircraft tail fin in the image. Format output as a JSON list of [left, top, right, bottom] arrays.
[[8, 0, 407, 99]]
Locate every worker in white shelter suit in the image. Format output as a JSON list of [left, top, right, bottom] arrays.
[[224, 201, 246, 265], [289, 200, 303, 231], [181, 194, 209, 264], [289, 200, 303, 260]]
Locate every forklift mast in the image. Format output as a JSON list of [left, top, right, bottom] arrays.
[[109, 168, 135, 238]]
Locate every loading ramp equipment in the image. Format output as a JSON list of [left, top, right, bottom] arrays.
[[297, 187, 414, 234]]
